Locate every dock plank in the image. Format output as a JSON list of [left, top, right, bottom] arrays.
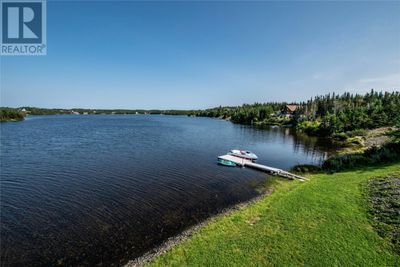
[[218, 154, 307, 181]]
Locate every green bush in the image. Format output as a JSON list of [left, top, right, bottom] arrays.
[[332, 132, 349, 141], [346, 129, 367, 137], [347, 137, 364, 146], [290, 164, 322, 174], [255, 117, 291, 127], [0, 108, 24, 122], [296, 120, 321, 135], [322, 142, 400, 172], [387, 129, 400, 142]]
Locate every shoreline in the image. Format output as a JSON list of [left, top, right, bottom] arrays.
[[124, 180, 280, 267], [143, 163, 400, 266], [0, 118, 24, 122]]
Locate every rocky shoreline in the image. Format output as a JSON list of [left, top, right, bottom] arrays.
[[124, 182, 278, 267]]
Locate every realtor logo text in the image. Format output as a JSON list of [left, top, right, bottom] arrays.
[[1, 0, 46, 55]]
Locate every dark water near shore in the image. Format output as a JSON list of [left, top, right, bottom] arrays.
[[0, 115, 334, 266]]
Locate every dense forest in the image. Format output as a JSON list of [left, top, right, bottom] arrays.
[[192, 103, 285, 125], [294, 90, 400, 136], [192, 90, 400, 136]]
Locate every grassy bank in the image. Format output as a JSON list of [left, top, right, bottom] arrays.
[[147, 163, 400, 266]]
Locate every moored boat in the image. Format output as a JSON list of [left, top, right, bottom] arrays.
[[228, 149, 258, 161], [217, 158, 237, 167]]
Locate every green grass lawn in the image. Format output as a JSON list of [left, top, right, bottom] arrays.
[[148, 163, 400, 266]]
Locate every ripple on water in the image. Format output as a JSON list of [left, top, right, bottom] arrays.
[[0, 115, 334, 266]]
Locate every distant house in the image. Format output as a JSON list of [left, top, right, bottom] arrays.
[[281, 104, 298, 117]]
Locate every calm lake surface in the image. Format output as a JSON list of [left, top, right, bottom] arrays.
[[0, 115, 334, 266]]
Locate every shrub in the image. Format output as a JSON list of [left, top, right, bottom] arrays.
[[0, 108, 24, 122], [332, 132, 348, 141], [290, 164, 322, 174], [296, 120, 321, 136], [347, 137, 364, 146], [346, 129, 367, 137], [322, 142, 400, 172]]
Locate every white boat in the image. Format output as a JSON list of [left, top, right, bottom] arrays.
[[228, 149, 258, 161]]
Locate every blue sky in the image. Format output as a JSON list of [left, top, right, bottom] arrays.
[[1, 1, 399, 109]]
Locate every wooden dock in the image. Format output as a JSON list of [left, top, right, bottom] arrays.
[[218, 154, 307, 181]]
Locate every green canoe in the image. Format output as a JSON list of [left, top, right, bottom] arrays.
[[217, 158, 237, 167]]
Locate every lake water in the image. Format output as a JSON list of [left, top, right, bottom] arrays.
[[0, 115, 333, 266]]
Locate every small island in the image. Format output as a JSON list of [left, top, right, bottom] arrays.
[[0, 108, 25, 122]]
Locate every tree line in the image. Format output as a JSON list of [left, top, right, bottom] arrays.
[[192, 90, 400, 136], [18, 107, 194, 116], [2, 90, 399, 137], [192, 103, 285, 125], [294, 90, 400, 135], [0, 107, 193, 120]]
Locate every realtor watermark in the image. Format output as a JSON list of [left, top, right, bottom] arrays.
[[1, 0, 46, 55]]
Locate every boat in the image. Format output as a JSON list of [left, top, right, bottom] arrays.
[[217, 158, 237, 167], [228, 149, 258, 161]]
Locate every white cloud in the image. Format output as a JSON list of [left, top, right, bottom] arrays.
[[311, 72, 339, 81], [357, 73, 400, 90]]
